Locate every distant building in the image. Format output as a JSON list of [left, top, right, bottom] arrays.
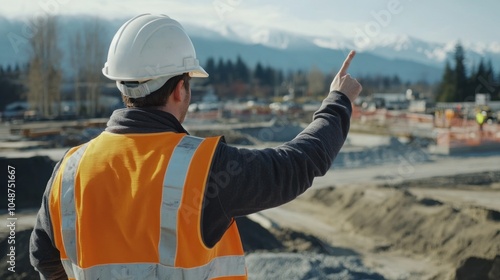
[[372, 93, 409, 110], [475, 93, 491, 106], [408, 99, 435, 113]]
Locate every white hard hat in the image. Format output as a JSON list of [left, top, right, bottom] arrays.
[[102, 14, 208, 98]]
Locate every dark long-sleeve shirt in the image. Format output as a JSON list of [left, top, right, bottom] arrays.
[[29, 90, 352, 279]]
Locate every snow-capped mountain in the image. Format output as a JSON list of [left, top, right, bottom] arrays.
[[193, 23, 500, 70], [186, 23, 318, 50], [1, 16, 499, 83]]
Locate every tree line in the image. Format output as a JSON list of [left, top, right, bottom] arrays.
[[0, 49, 430, 118], [200, 56, 413, 100], [436, 43, 500, 102]]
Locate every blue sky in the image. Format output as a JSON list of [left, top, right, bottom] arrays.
[[1, 0, 499, 44]]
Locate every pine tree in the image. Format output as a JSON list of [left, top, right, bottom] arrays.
[[216, 58, 226, 83], [484, 59, 499, 100], [468, 58, 485, 96], [436, 43, 470, 102], [453, 43, 468, 101], [205, 57, 216, 84], [254, 62, 265, 85], [436, 61, 455, 102], [225, 59, 234, 84], [234, 56, 249, 82], [263, 66, 274, 86], [485, 59, 494, 84], [392, 75, 401, 87]]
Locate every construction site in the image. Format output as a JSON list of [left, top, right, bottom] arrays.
[[2, 91, 500, 153], [1, 94, 499, 279], [0, 4, 499, 279]]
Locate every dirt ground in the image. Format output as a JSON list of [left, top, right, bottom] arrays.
[[256, 170, 500, 280], [1, 149, 500, 279]]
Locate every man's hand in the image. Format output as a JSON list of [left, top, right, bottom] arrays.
[[330, 50, 362, 103]]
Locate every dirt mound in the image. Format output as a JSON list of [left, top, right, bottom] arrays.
[[238, 217, 384, 279], [237, 216, 285, 252], [306, 173, 500, 279], [237, 216, 338, 255]]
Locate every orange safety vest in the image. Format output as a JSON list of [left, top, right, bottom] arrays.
[[48, 132, 247, 279]]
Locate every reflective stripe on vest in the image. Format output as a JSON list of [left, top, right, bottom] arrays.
[[160, 136, 203, 266], [59, 135, 245, 279], [60, 255, 246, 279], [60, 143, 89, 264]]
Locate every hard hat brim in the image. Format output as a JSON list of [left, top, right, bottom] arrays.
[[189, 66, 209, 78]]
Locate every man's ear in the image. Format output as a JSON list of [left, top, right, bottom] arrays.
[[171, 80, 185, 102]]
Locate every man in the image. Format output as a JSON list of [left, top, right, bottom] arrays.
[[30, 14, 361, 279]]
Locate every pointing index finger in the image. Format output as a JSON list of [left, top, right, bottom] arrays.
[[339, 50, 356, 77]]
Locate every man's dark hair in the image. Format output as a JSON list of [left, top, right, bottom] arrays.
[[122, 73, 190, 108]]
